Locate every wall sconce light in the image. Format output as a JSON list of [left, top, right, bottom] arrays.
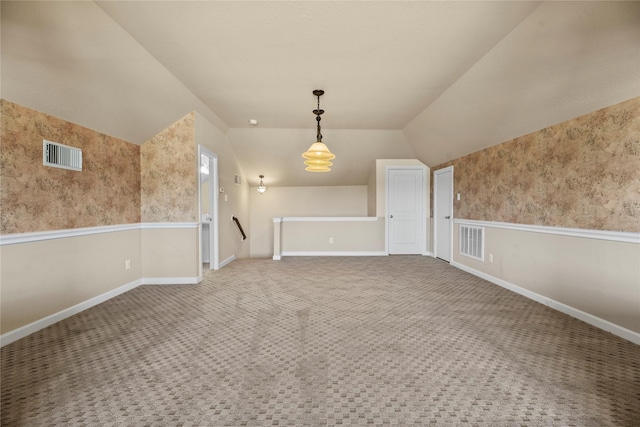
[[257, 175, 267, 194]]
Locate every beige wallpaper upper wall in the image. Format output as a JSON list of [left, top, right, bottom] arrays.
[[141, 113, 197, 223], [0, 100, 141, 234], [432, 97, 640, 232]]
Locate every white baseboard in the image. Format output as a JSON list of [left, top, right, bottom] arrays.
[[0, 279, 142, 348], [451, 261, 640, 345], [141, 277, 199, 285], [219, 255, 236, 268], [422, 251, 434, 257], [281, 251, 388, 257], [273, 255, 282, 261]]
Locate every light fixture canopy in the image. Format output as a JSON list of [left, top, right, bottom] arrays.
[[257, 175, 267, 194], [302, 90, 335, 172]]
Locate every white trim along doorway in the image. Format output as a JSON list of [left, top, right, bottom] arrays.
[[434, 166, 454, 262], [198, 145, 219, 278]]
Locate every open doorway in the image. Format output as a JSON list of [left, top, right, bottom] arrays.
[[198, 146, 219, 277]]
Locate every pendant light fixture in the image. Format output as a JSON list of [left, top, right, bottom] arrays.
[[257, 175, 267, 194], [302, 90, 335, 172]]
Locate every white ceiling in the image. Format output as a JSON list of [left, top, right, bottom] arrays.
[[2, 1, 639, 188]]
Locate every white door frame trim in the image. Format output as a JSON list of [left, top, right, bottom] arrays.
[[433, 165, 454, 262], [198, 146, 219, 276], [385, 165, 427, 255]]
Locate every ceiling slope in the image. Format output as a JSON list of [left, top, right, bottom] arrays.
[[404, 1, 640, 166], [94, 0, 540, 185], [96, 1, 541, 130], [2, 2, 638, 187], [1, 0, 228, 144]]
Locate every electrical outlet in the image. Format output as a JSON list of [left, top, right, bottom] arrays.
[[329, 237, 334, 244], [488, 254, 494, 263], [125, 259, 131, 270]]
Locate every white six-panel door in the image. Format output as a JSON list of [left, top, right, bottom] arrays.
[[388, 168, 424, 254], [434, 166, 453, 262]]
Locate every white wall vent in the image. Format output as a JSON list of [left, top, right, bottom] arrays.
[[234, 174, 241, 185], [43, 140, 82, 171], [460, 224, 484, 261]]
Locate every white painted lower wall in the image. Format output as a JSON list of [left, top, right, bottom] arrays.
[[1, 279, 142, 347], [0, 228, 142, 338], [275, 217, 386, 258], [0, 223, 206, 346], [450, 220, 640, 343], [250, 186, 369, 258], [141, 225, 200, 280], [4, 220, 636, 347]]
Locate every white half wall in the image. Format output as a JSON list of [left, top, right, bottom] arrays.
[[278, 217, 385, 256], [249, 186, 368, 258]]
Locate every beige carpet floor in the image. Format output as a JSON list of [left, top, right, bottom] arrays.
[[2, 256, 639, 426]]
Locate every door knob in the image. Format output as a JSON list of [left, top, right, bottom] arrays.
[[445, 216, 451, 219], [390, 215, 394, 218]]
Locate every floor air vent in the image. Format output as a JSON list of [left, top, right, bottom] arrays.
[[43, 140, 82, 171], [460, 224, 484, 261]]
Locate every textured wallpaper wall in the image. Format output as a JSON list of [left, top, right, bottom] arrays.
[[432, 97, 640, 232], [0, 100, 141, 234], [141, 112, 197, 223]]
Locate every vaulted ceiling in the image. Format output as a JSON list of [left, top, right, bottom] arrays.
[[2, 1, 639, 187]]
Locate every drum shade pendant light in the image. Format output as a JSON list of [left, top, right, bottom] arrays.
[[257, 175, 267, 194], [302, 90, 335, 172]]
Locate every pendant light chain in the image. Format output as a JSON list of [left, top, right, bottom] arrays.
[[302, 89, 335, 172], [314, 91, 324, 142]]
